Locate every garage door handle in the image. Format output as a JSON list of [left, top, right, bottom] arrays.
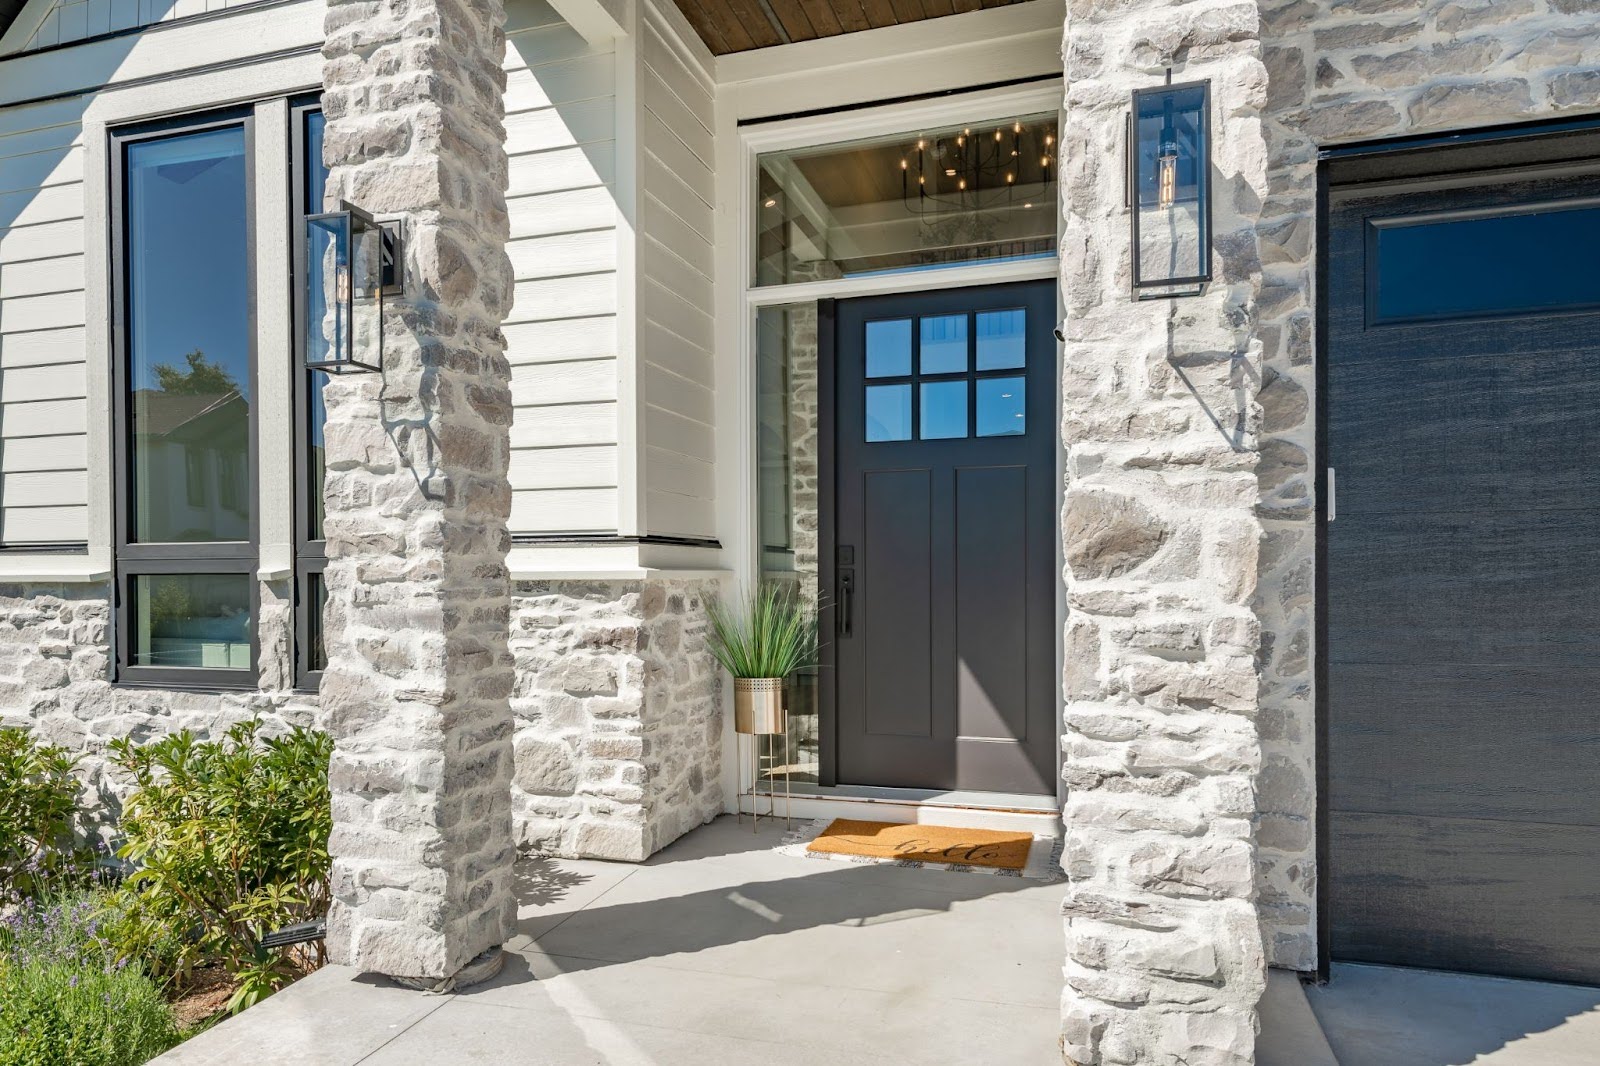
[[1327, 467, 1335, 522]]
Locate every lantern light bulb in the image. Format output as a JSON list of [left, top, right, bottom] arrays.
[[1158, 139, 1179, 210], [336, 264, 350, 304]]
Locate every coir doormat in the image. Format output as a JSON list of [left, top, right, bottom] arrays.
[[778, 818, 1062, 881]]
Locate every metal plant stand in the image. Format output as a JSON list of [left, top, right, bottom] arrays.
[[733, 676, 791, 830]]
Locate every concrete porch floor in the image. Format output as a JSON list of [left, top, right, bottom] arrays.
[[155, 814, 1067, 1065], [1305, 962, 1600, 1065]]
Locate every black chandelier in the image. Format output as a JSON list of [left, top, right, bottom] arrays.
[[898, 120, 1054, 218]]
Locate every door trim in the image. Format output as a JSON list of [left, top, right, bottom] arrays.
[[1313, 112, 1600, 984], [817, 297, 839, 788]]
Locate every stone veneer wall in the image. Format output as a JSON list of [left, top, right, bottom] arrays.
[[508, 577, 724, 862], [1058, 1, 1270, 1063], [1249, 0, 1600, 971], [0, 579, 313, 846]]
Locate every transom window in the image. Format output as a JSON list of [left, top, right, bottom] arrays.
[[862, 308, 1028, 442]]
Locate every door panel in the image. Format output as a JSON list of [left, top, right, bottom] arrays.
[[831, 280, 1057, 794], [1326, 163, 1600, 984]]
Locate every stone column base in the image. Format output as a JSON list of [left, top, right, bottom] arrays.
[[508, 577, 724, 861]]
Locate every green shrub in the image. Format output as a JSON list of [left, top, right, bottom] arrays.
[[0, 889, 180, 1065], [0, 960, 180, 1066], [108, 720, 333, 1011], [0, 729, 97, 904]]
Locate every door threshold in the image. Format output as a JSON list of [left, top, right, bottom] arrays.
[[746, 782, 1061, 834]]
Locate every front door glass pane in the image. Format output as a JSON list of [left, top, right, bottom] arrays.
[[919, 315, 967, 373], [865, 319, 912, 377], [920, 380, 967, 439], [126, 126, 250, 543], [131, 574, 251, 668], [977, 376, 1026, 436], [976, 308, 1027, 369], [866, 384, 912, 442]]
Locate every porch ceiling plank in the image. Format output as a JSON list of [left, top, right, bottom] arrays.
[[887, 0, 927, 25], [829, 0, 874, 34], [858, 0, 900, 29], [669, 0, 1032, 54], [674, 1, 733, 53], [724, 0, 788, 48], [765, 0, 820, 41], [796, 0, 845, 36]]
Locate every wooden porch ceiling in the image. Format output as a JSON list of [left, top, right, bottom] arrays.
[[671, 0, 1031, 56]]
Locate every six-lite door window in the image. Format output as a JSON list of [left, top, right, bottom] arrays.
[[111, 99, 332, 688]]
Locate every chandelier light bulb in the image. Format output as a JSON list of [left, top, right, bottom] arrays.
[[945, 168, 956, 177]]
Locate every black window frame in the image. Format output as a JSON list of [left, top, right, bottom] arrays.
[[110, 106, 260, 689], [290, 96, 328, 689]]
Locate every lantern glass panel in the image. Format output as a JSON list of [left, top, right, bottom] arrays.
[[305, 213, 351, 367], [1132, 82, 1211, 290], [350, 218, 383, 369]]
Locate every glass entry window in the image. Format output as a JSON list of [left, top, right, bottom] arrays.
[[756, 112, 1059, 284], [114, 113, 256, 683]]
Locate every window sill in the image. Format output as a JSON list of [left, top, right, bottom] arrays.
[[0, 552, 111, 584]]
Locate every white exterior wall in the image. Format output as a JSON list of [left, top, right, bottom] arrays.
[[0, 95, 88, 546], [504, 0, 624, 535], [635, 4, 716, 540]]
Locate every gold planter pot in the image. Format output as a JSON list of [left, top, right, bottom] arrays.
[[733, 677, 786, 735]]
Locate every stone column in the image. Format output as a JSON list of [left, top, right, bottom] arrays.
[[317, 0, 518, 983], [1058, 1, 1269, 1063]]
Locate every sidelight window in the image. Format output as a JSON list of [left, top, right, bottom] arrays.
[[112, 112, 256, 684]]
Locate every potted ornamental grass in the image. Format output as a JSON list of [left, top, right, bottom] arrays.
[[706, 584, 815, 736]]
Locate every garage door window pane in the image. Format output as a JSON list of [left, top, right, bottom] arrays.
[[1373, 202, 1600, 324]]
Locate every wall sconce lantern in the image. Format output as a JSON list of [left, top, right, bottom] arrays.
[[1129, 76, 1212, 299], [302, 201, 400, 374]]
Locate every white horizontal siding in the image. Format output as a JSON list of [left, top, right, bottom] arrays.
[[0, 93, 88, 545], [637, 15, 715, 539], [502, 0, 622, 536]]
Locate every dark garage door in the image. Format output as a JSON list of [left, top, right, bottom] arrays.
[[1326, 146, 1600, 985]]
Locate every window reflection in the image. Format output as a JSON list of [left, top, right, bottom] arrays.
[[126, 127, 251, 544], [132, 574, 250, 669], [920, 380, 967, 439], [976, 308, 1026, 370], [977, 376, 1025, 436], [920, 315, 967, 374], [866, 384, 913, 442], [865, 319, 912, 377]]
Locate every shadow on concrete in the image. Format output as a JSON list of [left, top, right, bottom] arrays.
[[1307, 962, 1600, 1066]]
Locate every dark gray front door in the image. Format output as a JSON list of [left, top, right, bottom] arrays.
[[1326, 159, 1600, 984], [828, 281, 1056, 794]]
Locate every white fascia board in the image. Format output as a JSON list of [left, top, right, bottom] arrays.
[[547, 0, 629, 46]]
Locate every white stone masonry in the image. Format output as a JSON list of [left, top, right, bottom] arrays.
[[317, 0, 520, 981]]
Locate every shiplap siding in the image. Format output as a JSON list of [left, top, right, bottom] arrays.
[[504, 0, 622, 534], [0, 93, 88, 545], [636, 12, 715, 539], [4, 0, 267, 56]]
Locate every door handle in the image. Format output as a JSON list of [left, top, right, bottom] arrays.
[[838, 571, 855, 638]]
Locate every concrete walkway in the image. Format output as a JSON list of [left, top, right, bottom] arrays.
[[1306, 963, 1600, 1065], [156, 815, 1066, 1065]]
